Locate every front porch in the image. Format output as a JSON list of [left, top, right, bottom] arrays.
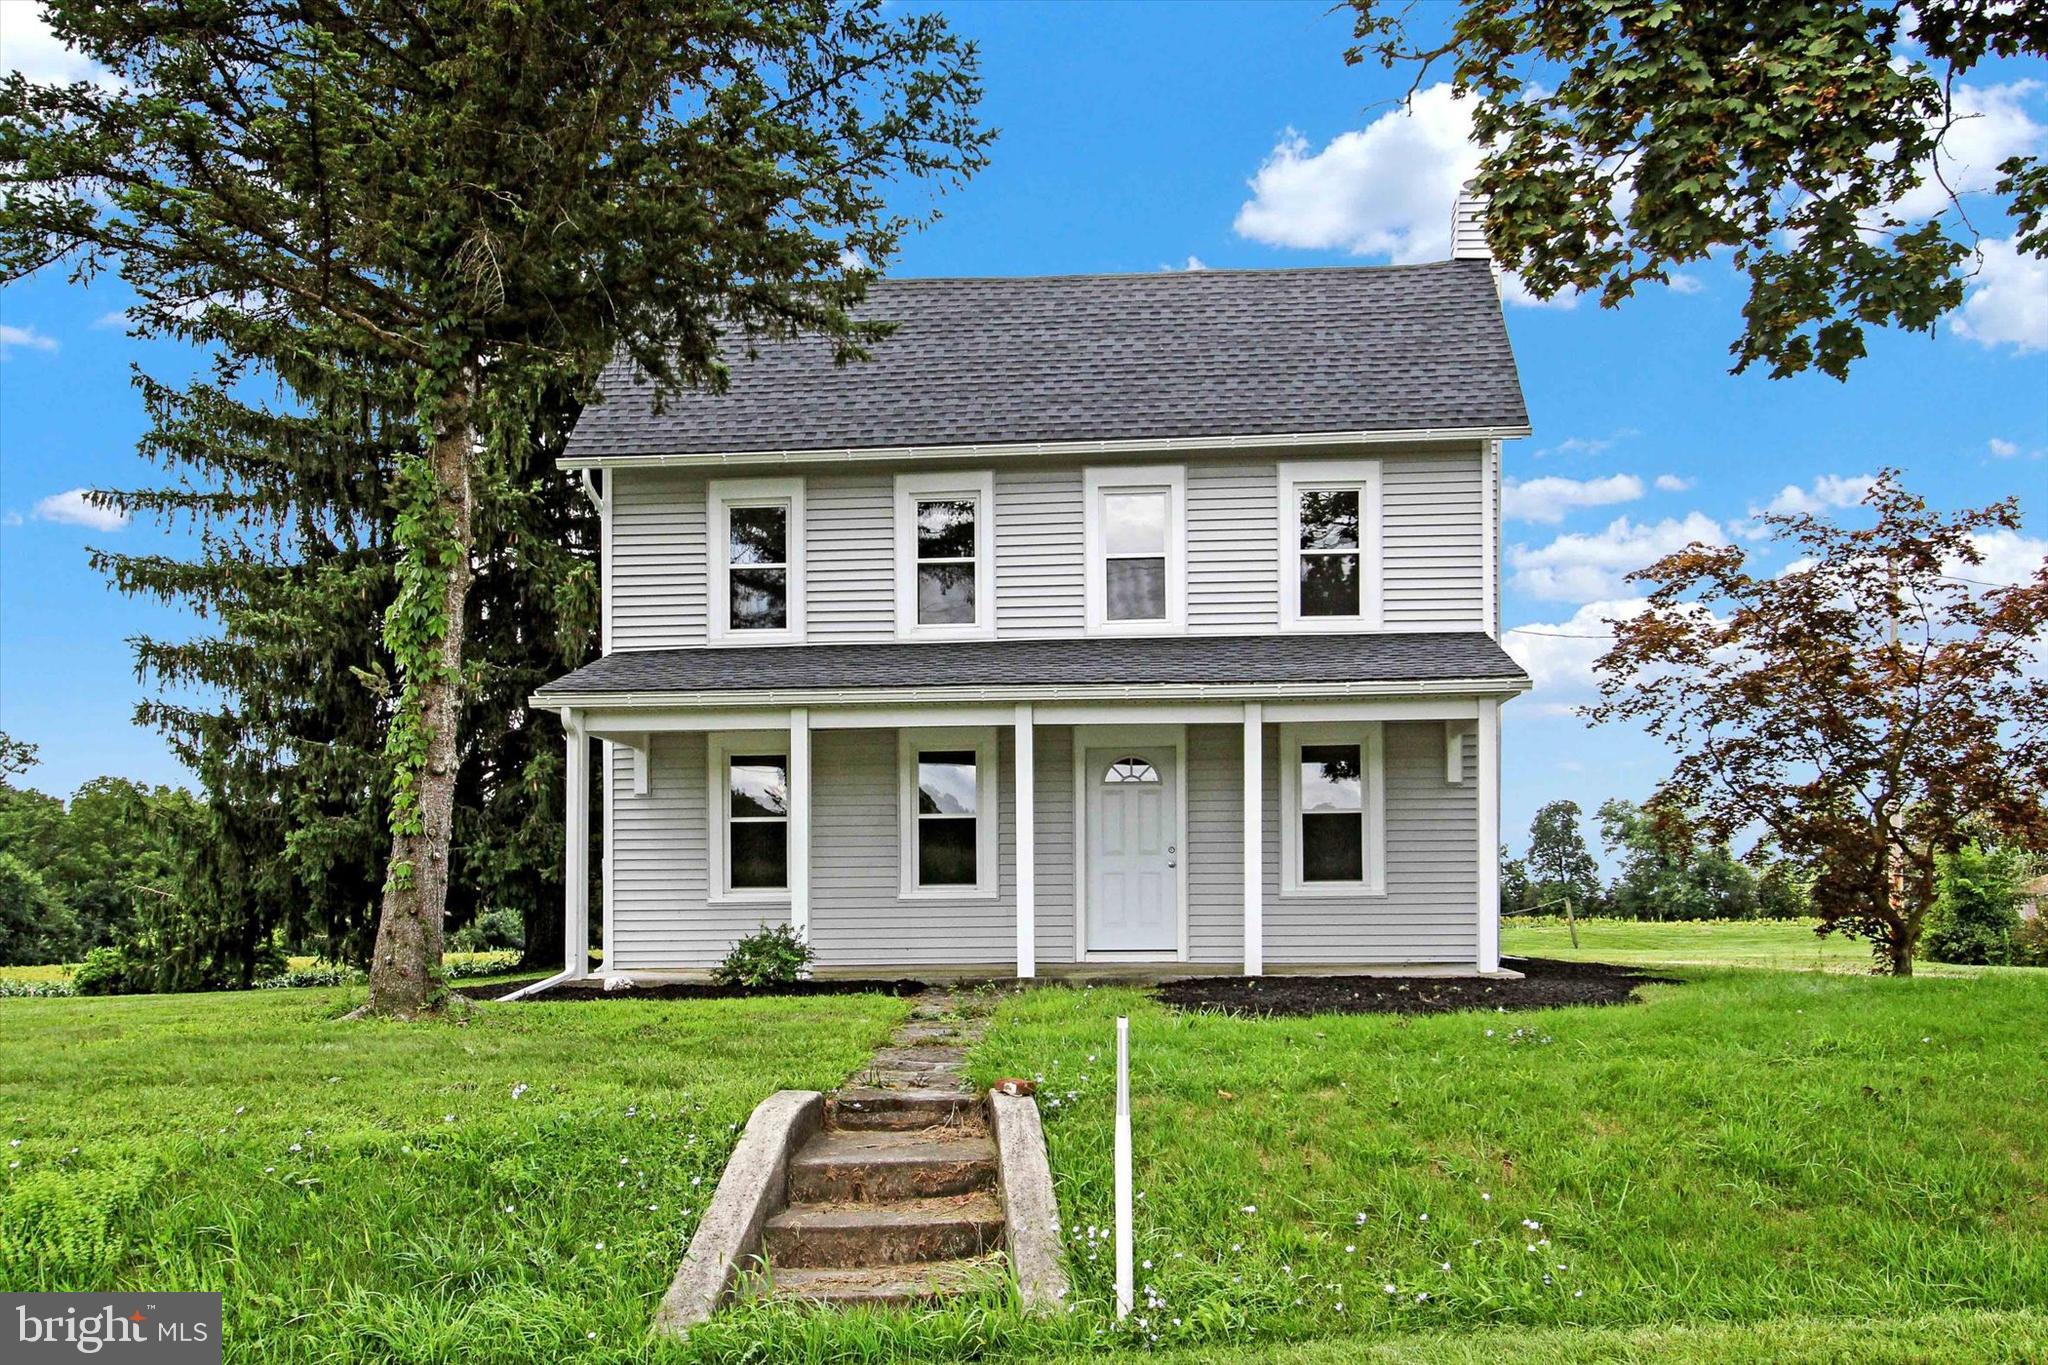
[[553, 694, 1508, 981]]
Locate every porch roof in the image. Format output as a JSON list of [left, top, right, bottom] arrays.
[[534, 631, 1528, 706]]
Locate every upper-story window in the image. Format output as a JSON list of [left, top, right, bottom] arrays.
[[895, 471, 995, 639], [709, 477, 805, 644], [1084, 465, 1185, 633], [1278, 460, 1382, 631]]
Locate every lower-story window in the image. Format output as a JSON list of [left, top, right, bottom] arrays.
[[898, 728, 999, 898], [1279, 722, 1386, 897], [710, 733, 790, 899]]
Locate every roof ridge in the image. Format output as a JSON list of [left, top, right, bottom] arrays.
[[862, 260, 1477, 286]]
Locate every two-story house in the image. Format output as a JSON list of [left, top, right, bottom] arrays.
[[531, 224, 1531, 984]]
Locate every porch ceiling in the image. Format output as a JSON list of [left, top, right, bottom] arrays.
[[534, 631, 1527, 708]]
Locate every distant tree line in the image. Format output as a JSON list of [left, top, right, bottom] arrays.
[[1502, 798, 1813, 924], [1502, 795, 2045, 968]]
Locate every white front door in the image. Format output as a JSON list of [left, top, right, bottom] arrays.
[[1085, 747, 1179, 953]]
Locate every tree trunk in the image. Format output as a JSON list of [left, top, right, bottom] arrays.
[[1886, 929, 1914, 977], [366, 386, 477, 1017]]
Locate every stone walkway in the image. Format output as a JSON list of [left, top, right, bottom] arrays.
[[757, 987, 1008, 1307]]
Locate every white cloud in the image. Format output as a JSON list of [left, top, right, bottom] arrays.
[[1663, 272, 1706, 295], [1895, 80, 2047, 222], [0, 323, 58, 355], [1, 511, 22, 528], [1960, 530, 2047, 588], [1504, 473, 1644, 524], [1533, 427, 1639, 459], [1503, 598, 1651, 706], [1989, 437, 2020, 458], [1653, 474, 1694, 492], [1232, 84, 1582, 308], [1954, 237, 2048, 353], [1509, 512, 1726, 602], [1159, 255, 1207, 272], [92, 311, 129, 330], [1235, 85, 1478, 263], [1758, 473, 1875, 517], [0, 4, 112, 88], [32, 488, 128, 532]]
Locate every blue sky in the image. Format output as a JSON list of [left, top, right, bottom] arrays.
[[2, 1, 2045, 861]]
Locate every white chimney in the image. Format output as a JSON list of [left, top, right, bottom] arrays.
[[1451, 186, 1491, 260], [1450, 185, 1501, 295]]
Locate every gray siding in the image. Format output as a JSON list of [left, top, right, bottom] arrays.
[[606, 449, 1487, 651], [1384, 452, 1485, 628], [607, 720, 1475, 971], [994, 467, 1086, 636]]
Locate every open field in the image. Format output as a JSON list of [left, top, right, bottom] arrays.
[[1505, 916, 1890, 971], [5, 946, 2045, 1361]]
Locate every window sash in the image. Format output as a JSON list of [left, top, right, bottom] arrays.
[[723, 751, 789, 893]]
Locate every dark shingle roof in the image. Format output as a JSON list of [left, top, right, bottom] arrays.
[[536, 632, 1527, 701], [565, 261, 1527, 461]]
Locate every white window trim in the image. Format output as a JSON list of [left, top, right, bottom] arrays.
[[894, 470, 996, 640], [897, 727, 1001, 900], [707, 477, 805, 646], [707, 729, 792, 905], [1277, 460, 1383, 632], [1278, 721, 1386, 898], [1083, 465, 1186, 635]]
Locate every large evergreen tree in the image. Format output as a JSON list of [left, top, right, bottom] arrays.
[[2, 1, 989, 1014]]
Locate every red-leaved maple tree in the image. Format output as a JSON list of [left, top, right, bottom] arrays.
[[1589, 471, 2048, 974]]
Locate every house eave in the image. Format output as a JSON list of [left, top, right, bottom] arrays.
[[530, 674, 1533, 712], [558, 424, 1533, 472]]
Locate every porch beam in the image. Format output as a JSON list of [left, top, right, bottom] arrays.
[[1015, 702, 1036, 979], [789, 707, 811, 938], [563, 709, 590, 980], [1476, 697, 1500, 972], [1242, 701, 1263, 977]]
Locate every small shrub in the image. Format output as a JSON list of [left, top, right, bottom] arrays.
[[448, 906, 524, 954], [255, 961, 363, 989], [2013, 913, 2048, 968], [1922, 843, 2025, 966], [442, 951, 520, 981], [714, 923, 812, 989], [70, 946, 149, 996], [0, 976, 75, 999]]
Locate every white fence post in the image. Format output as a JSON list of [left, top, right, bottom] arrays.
[[1114, 1014, 1133, 1320]]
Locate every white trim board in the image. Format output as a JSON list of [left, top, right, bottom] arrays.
[[706, 476, 806, 646], [544, 674, 1530, 712], [1276, 459, 1384, 632], [558, 425, 1534, 471], [1083, 464, 1187, 635], [705, 728, 796, 908]]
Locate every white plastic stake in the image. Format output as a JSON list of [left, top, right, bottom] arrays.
[[1114, 1014, 1133, 1320]]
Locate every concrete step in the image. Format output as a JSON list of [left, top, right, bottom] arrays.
[[764, 1192, 1006, 1268], [868, 1047, 968, 1071], [789, 1128, 996, 1202], [763, 1257, 999, 1307], [830, 1087, 982, 1131]]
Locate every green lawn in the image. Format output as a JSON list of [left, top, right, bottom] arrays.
[[961, 967, 2048, 1359], [1503, 916, 1888, 971], [6, 957, 2046, 1362], [0, 986, 907, 1363]]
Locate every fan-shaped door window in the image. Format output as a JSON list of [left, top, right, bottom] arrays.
[[1103, 756, 1160, 785]]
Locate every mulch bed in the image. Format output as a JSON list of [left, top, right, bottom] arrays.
[[1153, 956, 1678, 1019], [465, 975, 928, 1003]]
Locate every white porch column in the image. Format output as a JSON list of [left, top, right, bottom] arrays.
[[1242, 701, 1263, 976], [1476, 696, 1501, 972], [1014, 702, 1036, 979], [563, 709, 590, 979], [788, 707, 811, 938]]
